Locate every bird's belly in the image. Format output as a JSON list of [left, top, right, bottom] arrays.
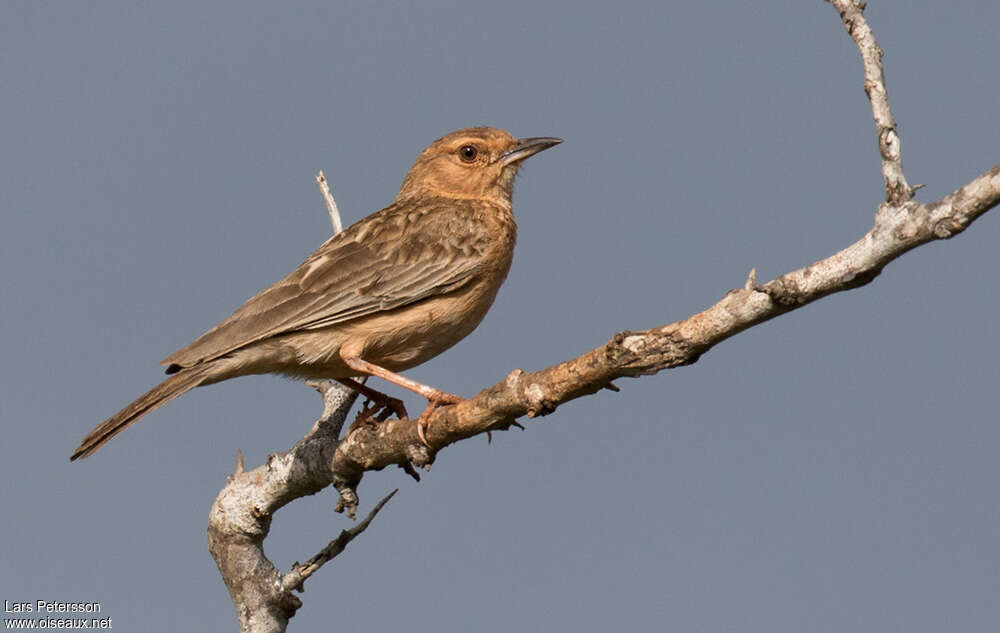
[[275, 275, 503, 378], [342, 279, 500, 371]]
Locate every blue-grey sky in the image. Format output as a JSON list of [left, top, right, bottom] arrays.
[[2, 2, 999, 632]]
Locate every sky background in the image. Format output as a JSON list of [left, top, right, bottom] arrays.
[[2, 2, 999, 632]]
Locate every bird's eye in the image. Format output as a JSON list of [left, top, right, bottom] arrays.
[[459, 145, 478, 162]]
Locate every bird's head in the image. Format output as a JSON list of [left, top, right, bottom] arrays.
[[396, 127, 561, 204]]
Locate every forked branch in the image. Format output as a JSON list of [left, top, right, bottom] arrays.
[[209, 4, 1000, 631]]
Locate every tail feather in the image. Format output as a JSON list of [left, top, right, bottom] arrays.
[[71, 366, 210, 460]]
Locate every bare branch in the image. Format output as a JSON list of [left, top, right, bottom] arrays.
[[828, 0, 913, 204], [315, 170, 343, 234], [206, 7, 1000, 631], [329, 160, 1000, 516], [205, 174, 371, 633], [282, 489, 397, 593], [208, 381, 367, 633]]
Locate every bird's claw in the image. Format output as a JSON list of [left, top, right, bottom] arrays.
[[415, 391, 462, 447], [385, 396, 408, 420], [360, 393, 408, 424]]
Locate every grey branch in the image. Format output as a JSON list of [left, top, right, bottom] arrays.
[[282, 489, 398, 593], [324, 1, 1000, 518], [208, 6, 1000, 632], [208, 186, 394, 633], [316, 170, 343, 234], [327, 157, 1000, 515], [828, 0, 914, 204], [208, 380, 379, 633]]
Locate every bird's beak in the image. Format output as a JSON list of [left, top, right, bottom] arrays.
[[499, 137, 563, 166]]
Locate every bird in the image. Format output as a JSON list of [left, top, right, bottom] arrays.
[[71, 127, 561, 460]]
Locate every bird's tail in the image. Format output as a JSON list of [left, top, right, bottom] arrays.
[[71, 365, 211, 460]]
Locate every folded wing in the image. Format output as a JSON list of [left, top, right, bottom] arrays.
[[162, 199, 491, 369]]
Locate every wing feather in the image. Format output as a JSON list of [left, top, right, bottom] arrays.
[[162, 199, 494, 368]]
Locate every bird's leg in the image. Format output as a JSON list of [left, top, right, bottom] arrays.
[[335, 377, 408, 420], [340, 355, 462, 446], [341, 356, 461, 403]]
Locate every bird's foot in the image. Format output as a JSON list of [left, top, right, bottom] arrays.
[[336, 378, 408, 420], [379, 395, 409, 421], [415, 390, 462, 447]]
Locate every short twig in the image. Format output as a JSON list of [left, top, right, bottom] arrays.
[[315, 170, 344, 234], [282, 489, 398, 592]]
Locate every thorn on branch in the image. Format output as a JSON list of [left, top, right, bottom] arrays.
[[227, 449, 244, 482], [487, 418, 526, 444], [398, 461, 421, 482]]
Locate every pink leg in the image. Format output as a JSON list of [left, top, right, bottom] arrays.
[[340, 355, 462, 446]]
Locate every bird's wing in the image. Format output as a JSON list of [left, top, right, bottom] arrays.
[[162, 200, 496, 369]]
